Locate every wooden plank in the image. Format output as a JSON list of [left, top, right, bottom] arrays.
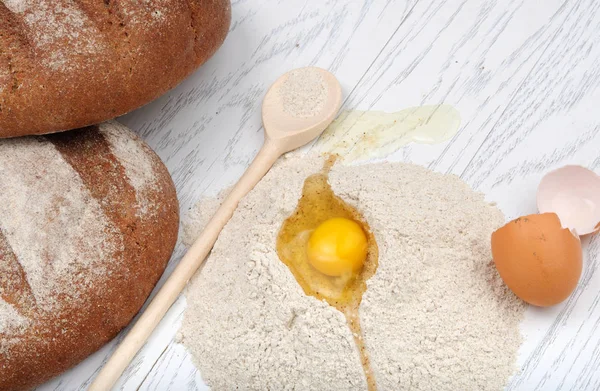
[[337, 0, 570, 173], [138, 341, 207, 391]]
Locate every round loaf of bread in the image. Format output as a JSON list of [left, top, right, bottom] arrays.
[[0, 121, 179, 390], [0, 0, 230, 138]]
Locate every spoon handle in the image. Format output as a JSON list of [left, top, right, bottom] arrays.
[[89, 139, 282, 391]]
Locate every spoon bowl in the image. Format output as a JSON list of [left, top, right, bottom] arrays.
[[262, 67, 342, 152]]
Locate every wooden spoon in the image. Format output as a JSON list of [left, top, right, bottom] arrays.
[[89, 67, 342, 390]]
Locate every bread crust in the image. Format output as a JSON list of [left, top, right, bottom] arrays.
[[0, 122, 179, 390], [0, 0, 231, 138]]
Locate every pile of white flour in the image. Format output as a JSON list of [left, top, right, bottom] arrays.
[[179, 154, 525, 390]]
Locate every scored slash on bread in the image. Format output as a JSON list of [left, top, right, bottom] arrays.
[[0, 121, 179, 391], [0, 0, 231, 138]]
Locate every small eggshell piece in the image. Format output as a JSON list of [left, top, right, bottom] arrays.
[[491, 213, 582, 307], [537, 165, 600, 236]]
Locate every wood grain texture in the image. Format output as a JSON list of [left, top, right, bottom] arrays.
[[37, 0, 600, 390]]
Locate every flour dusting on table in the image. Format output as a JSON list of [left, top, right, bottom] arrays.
[[179, 154, 525, 390]]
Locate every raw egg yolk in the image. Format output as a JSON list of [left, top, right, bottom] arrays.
[[307, 217, 368, 277]]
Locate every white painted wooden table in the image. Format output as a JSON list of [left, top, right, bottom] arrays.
[[39, 0, 600, 389]]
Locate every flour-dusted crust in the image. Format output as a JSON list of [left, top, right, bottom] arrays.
[[0, 0, 231, 138], [0, 121, 179, 391]]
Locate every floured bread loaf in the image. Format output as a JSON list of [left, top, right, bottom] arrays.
[[0, 121, 179, 390], [0, 0, 230, 138]]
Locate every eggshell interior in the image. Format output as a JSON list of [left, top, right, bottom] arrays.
[[537, 165, 600, 236]]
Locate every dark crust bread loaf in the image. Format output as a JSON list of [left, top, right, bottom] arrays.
[[0, 121, 179, 390], [0, 0, 231, 138]]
